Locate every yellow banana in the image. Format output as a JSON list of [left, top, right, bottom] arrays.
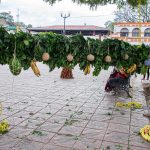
[[31, 61, 41, 77], [127, 64, 137, 74], [87, 65, 90, 74], [84, 66, 88, 75], [84, 64, 91, 75]]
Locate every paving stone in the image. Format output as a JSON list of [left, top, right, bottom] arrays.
[[86, 120, 108, 130], [50, 134, 76, 148], [0, 65, 150, 149], [104, 131, 129, 145], [108, 116, 131, 125], [37, 121, 63, 133], [100, 141, 129, 150], [129, 134, 150, 149], [0, 135, 21, 150], [4, 126, 33, 139], [107, 123, 130, 134], [12, 138, 45, 150], [58, 125, 83, 136], [26, 130, 55, 143], [81, 128, 105, 140], [72, 138, 102, 150], [42, 144, 71, 150]]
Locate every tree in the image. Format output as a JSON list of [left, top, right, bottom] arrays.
[[0, 12, 14, 22], [0, 12, 33, 28], [114, 2, 150, 22], [27, 24, 32, 28], [43, 0, 148, 8], [104, 21, 114, 32]]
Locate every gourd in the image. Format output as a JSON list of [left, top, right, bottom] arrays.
[[87, 54, 95, 61], [9, 58, 22, 76], [105, 55, 112, 63], [123, 54, 129, 60], [67, 54, 73, 62], [42, 53, 50, 61]]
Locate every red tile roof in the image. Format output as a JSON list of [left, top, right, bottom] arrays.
[[28, 25, 108, 31]]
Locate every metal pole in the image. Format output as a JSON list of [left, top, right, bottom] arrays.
[[64, 16, 66, 35], [61, 13, 70, 35]]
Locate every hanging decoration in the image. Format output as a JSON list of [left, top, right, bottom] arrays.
[[67, 54, 73, 62], [30, 60, 41, 77], [87, 54, 95, 62], [9, 58, 22, 76], [105, 55, 112, 63], [9, 39, 22, 76], [127, 64, 137, 74], [123, 54, 129, 60], [42, 52, 50, 61], [0, 27, 150, 77], [60, 67, 73, 79], [105, 45, 112, 63], [84, 64, 91, 75]]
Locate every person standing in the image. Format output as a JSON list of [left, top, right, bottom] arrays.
[[142, 67, 150, 80]]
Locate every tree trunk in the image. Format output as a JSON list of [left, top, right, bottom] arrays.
[[60, 67, 73, 79]]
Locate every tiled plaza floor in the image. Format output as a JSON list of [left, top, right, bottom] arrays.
[[0, 63, 150, 150]]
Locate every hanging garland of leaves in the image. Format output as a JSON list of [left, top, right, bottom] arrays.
[[0, 27, 150, 76]]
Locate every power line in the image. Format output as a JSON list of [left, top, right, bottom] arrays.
[[70, 14, 115, 18]]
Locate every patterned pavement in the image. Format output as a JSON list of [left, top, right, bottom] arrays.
[[0, 63, 150, 150]]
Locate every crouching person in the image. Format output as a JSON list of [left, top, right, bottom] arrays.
[[105, 68, 128, 92]]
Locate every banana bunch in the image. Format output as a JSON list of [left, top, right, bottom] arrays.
[[84, 64, 90, 75], [140, 125, 150, 142], [0, 119, 9, 134], [30, 60, 41, 77], [127, 64, 137, 74], [115, 101, 142, 109]]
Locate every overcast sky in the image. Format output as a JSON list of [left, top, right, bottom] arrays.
[[0, 0, 117, 27]]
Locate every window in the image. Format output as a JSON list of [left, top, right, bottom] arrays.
[[132, 28, 141, 37], [144, 28, 150, 37], [120, 28, 129, 37]]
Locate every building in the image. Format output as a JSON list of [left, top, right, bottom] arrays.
[[0, 18, 28, 33], [110, 22, 150, 45], [0, 18, 16, 32], [28, 25, 110, 38]]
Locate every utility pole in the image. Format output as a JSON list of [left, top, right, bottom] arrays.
[[61, 13, 70, 35], [16, 9, 20, 24], [16, 9, 20, 32]]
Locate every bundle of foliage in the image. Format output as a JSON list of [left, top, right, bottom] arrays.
[[0, 27, 149, 76]]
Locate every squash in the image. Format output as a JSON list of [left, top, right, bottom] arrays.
[[87, 54, 95, 61], [42, 53, 50, 61], [9, 58, 22, 76], [123, 54, 129, 60], [67, 54, 73, 62], [105, 55, 112, 63]]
